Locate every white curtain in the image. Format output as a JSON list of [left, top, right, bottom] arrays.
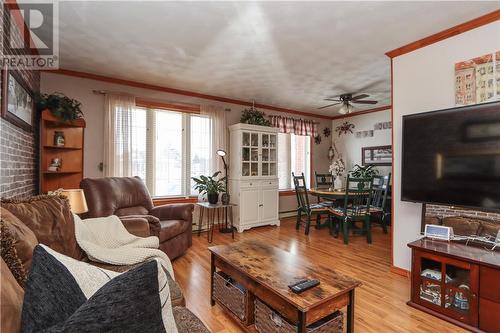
[[200, 105, 228, 175], [103, 93, 137, 177]]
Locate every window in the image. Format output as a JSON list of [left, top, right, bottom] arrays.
[[277, 133, 311, 190], [128, 108, 211, 197]]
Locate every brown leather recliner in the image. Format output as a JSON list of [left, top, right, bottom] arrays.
[[80, 176, 193, 260]]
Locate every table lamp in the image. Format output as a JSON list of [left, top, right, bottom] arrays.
[[60, 189, 88, 214]]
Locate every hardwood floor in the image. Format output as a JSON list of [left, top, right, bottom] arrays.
[[172, 218, 467, 333]]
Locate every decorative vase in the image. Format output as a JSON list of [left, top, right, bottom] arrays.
[[221, 193, 230, 205], [334, 176, 343, 191], [207, 192, 218, 204]]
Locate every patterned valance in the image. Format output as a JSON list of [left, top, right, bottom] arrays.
[[270, 115, 317, 137]]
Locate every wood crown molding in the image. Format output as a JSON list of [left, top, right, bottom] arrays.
[[390, 265, 410, 278], [47, 69, 335, 120], [386, 10, 500, 58], [330, 105, 392, 121]]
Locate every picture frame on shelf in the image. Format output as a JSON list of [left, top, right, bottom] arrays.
[[362, 145, 392, 166], [1, 70, 35, 132]]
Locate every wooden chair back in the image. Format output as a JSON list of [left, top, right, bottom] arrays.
[[371, 173, 391, 211], [292, 172, 311, 212], [340, 176, 374, 219], [314, 172, 334, 189]]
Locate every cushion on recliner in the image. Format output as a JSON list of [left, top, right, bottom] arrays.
[[159, 220, 190, 242], [442, 216, 481, 236], [80, 176, 154, 218], [115, 206, 150, 216]]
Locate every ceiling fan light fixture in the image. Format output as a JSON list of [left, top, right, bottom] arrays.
[[339, 104, 353, 115]]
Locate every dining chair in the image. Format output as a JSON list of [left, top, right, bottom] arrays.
[[369, 173, 391, 234], [314, 172, 336, 207], [328, 176, 374, 244], [293, 172, 331, 235]]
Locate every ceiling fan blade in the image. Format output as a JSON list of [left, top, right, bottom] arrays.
[[352, 100, 378, 104], [324, 98, 342, 102], [317, 102, 342, 109], [351, 94, 370, 100]]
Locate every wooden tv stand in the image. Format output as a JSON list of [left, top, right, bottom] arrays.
[[407, 238, 500, 332]]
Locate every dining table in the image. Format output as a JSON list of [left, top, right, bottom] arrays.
[[308, 188, 368, 233], [309, 188, 347, 199]]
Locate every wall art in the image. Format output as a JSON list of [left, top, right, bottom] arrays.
[[335, 121, 355, 136], [374, 121, 392, 130], [1, 70, 34, 131], [355, 130, 374, 138], [455, 51, 499, 106]]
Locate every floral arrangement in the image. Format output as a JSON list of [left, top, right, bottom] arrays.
[[329, 157, 346, 177]]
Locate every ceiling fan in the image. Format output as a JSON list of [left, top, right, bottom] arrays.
[[318, 93, 378, 114]]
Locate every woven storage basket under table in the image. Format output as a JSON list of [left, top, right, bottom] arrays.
[[254, 298, 343, 333], [212, 271, 250, 323]]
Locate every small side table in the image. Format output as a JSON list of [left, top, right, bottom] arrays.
[[196, 202, 236, 243]]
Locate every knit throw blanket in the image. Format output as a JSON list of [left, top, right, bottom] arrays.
[[73, 214, 178, 333]]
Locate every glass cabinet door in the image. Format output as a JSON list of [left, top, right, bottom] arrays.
[[261, 133, 277, 177], [415, 252, 478, 326], [242, 132, 250, 176], [444, 264, 472, 316], [419, 257, 443, 306]]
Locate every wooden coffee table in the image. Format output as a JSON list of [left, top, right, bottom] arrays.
[[209, 240, 361, 332]]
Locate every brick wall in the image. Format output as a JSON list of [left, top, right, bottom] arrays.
[[425, 204, 500, 222], [0, 4, 41, 198]]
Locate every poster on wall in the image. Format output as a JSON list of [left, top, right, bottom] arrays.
[[455, 51, 499, 106]]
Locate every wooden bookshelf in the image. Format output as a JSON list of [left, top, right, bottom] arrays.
[[39, 110, 86, 193]]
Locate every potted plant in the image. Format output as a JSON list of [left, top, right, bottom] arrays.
[[35, 92, 83, 122], [350, 164, 379, 189], [192, 171, 226, 204], [240, 108, 271, 126]]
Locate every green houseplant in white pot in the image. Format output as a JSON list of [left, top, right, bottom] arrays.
[[350, 164, 379, 189], [192, 172, 226, 204]]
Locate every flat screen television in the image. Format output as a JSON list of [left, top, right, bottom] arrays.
[[402, 101, 500, 211]]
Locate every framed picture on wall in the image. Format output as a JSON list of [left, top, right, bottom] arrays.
[[362, 145, 392, 166], [1, 70, 35, 132]]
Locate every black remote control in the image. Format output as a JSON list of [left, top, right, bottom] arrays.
[[288, 279, 320, 294]]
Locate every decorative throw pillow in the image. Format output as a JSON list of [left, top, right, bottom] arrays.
[[0, 207, 38, 275], [22, 245, 174, 333], [0, 220, 28, 287], [1, 195, 84, 260], [1, 258, 24, 333]]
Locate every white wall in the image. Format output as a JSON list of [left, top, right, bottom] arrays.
[[331, 110, 392, 176], [392, 21, 500, 270], [41, 72, 332, 213]]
